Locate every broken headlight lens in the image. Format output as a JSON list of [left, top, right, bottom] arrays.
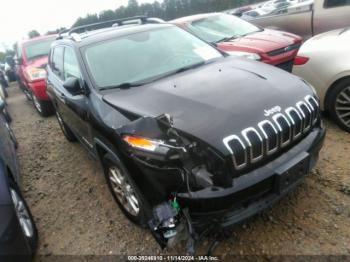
[[122, 135, 184, 161], [123, 135, 161, 152]]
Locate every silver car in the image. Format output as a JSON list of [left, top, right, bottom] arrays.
[[293, 28, 350, 132]]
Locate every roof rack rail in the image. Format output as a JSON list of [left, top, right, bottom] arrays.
[[57, 16, 164, 40]]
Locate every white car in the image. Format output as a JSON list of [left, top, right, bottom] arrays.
[[293, 28, 350, 132]]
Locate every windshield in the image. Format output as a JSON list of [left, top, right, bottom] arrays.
[[84, 26, 222, 89], [188, 14, 261, 43], [24, 37, 55, 61]]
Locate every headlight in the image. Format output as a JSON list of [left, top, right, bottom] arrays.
[[226, 51, 261, 61], [123, 135, 160, 152], [122, 135, 185, 161], [24, 66, 47, 82]]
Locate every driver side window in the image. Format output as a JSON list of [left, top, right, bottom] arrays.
[[64, 47, 81, 81], [51, 46, 64, 79]]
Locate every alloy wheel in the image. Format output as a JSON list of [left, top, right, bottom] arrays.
[[108, 166, 140, 216], [10, 188, 34, 238], [335, 86, 350, 128]]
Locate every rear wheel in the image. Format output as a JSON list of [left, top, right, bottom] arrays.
[[32, 95, 54, 117], [9, 180, 38, 255], [103, 155, 150, 226], [328, 79, 350, 132], [56, 110, 76, 142]]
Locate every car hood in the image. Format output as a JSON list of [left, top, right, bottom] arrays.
[[28, 56, 48, 68], [103, 57, 313, 156], [300, 28, 350, 52], [217, 29, 301, 54]]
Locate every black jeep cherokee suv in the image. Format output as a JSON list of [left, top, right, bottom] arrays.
[[46, 17, 325, 250]]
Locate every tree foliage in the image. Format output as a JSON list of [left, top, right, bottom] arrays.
[[28, 30, 41, 39], [72, 0, 262, 27]]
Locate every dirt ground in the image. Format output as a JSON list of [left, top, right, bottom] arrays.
[[5, 83, 350, 258]]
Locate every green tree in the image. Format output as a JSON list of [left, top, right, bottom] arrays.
[[28, 30, 40, 39], [72, 0, 264, 27]]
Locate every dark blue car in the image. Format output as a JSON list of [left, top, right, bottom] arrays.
[[0, 98, 37, 259]]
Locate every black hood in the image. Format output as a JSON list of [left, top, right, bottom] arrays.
[[103, 57, 314, 156]]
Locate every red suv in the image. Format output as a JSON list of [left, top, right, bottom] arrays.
[[171, 13, 302, 72], [15, 35, 56, 116]]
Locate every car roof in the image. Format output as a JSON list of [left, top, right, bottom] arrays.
[[19, 34, 57, 45], [170, 13, 222, 24], [54, 23, 173, 48]]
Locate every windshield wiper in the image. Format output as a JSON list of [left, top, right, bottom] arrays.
[[240, 28, 264, 37], [173, 61, 206, 74], [100, 82, 145, 91], [100, 62, 208, 91], [216, 35, 240, 43]]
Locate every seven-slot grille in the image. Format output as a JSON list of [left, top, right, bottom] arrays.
[[223, 95, 320, 170]]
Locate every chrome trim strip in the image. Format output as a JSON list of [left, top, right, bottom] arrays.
[[223, 135, 247, 170], [285, 107, 303, 139], [296, 101, 312, 131], [305, 95, 319, 124], [258, 120, 278, 155], [241, 127, 264, 163], [272, 113, 291, 147]]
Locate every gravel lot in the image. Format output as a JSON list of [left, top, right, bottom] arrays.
[[5, 84, 350, 258]]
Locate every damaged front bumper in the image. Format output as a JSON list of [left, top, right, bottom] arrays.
[[117, 114, 325, 251], [177, 126, 325, 232]]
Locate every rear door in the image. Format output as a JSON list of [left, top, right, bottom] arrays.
[[313, 0, 350, 35]]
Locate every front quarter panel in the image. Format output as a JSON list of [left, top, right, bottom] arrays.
[[293, 36, 350, 110]]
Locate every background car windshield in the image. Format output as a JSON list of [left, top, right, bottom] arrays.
[[84, 26, 222, 89], [188, 14, 260, 43], [24, 37, 55, 61]]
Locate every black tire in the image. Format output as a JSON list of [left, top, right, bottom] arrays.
[[103, 154, 150, 226], [55, 110, 77, 142], [327, 78, 350, 133], [32, 95, 54, 117], [24, 90, 32, 101], [8, 179, 38, 256]]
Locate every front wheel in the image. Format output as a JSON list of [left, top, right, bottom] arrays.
[[9, 180, 38, 256], [103, 155, 150, 226], [328, 79, 350, 132]]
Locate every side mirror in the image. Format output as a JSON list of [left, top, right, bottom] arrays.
[[0, 98, 5, 112], [63, 77, 82, 95]]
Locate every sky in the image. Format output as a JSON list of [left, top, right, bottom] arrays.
[[0, 0, 156, 51]]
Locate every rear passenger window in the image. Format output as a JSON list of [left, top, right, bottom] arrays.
[[51, 46, 64, 79], [325, 0, 350, 7], [63, 48, 81, 80]]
